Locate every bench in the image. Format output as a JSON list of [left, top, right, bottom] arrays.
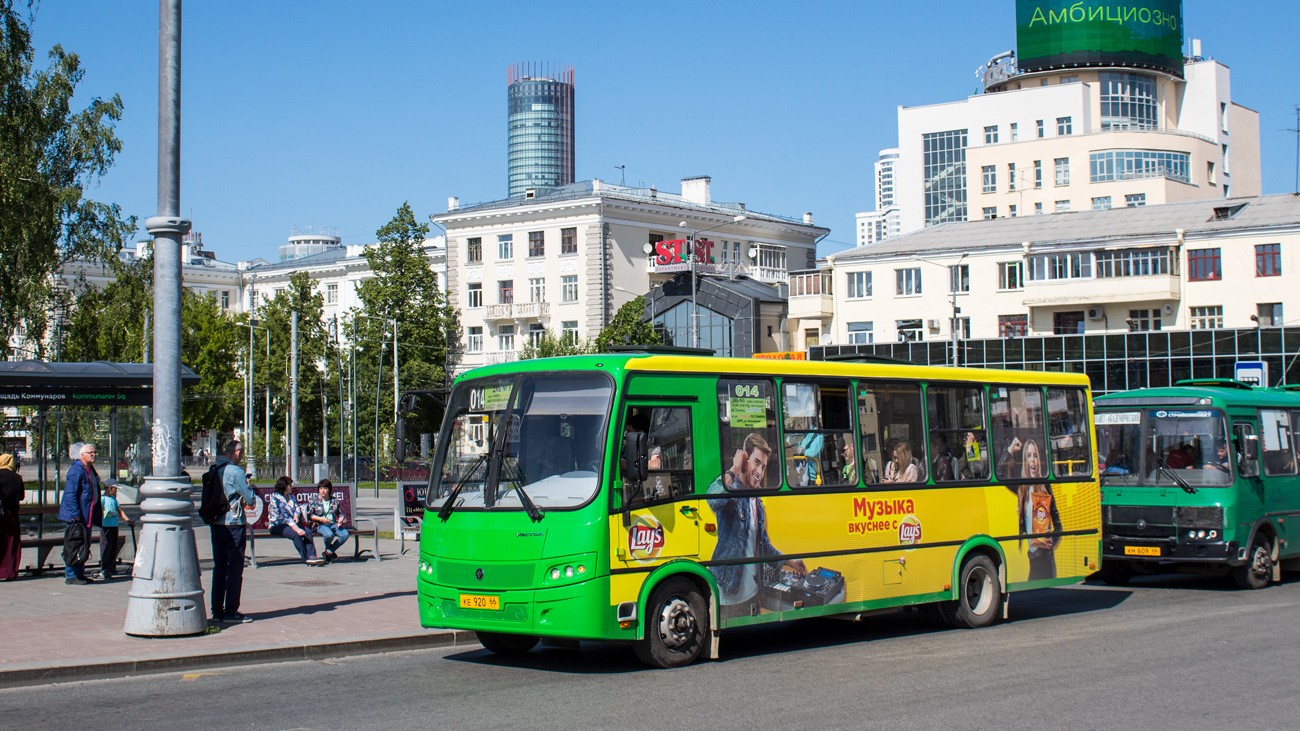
[[18, 505, 128, 574], [241, 484, 379, 568]]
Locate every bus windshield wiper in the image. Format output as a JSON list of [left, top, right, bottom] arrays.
[[503, 480, 544, 521], [437, 452, 488, 520], [1154, 455, 1198, 494]]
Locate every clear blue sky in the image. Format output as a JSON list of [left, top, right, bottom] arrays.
[[27, 0, 1300, 263]]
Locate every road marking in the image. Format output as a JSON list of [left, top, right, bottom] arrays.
[[180, 672, 221, 682]]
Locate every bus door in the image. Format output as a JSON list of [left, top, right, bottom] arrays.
[[1259, 410, 1298, 551], [615, 403, 701, 563]]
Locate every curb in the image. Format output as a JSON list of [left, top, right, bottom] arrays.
[[0, 630, 481, 690]]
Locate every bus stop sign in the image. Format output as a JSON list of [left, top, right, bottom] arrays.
[[1235, 361, 1268, 387]]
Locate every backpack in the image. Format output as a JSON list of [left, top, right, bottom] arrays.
[[198, 463, 230, 525]]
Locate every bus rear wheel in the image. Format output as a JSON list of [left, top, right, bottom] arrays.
[[476, 631, 539, 656], [633, 577, 709, 669], [941, 554, 1000, 629], [1233, 534, 1273, 590]]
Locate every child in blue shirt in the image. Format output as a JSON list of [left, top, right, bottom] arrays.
[[99, 482, 132, 580]]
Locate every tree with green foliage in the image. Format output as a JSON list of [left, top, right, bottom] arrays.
[[60, 253, 152, 364], [595, 296, 663, 352], [0, 2, 136, 359], [351, 202, 457, 458], [520, 330, 593, 360]]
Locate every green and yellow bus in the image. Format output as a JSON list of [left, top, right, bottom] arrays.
[[1094, 380, 1300, 588], [417, 353, 1102, 667]]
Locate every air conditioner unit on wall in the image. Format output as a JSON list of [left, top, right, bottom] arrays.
[[1087, 308, 1104, 320], [926, 319, 941, 329]]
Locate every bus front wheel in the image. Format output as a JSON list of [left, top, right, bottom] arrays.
[[1096, 560, 1133, 586], [633, 577, 709, 668], [476, 631, 539, 656], [1233, 534, 1273, 590], [942, 554, 1001, 629]]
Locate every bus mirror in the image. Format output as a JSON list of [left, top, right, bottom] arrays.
[[621, 430, 648, 486], [395, 417, 407, 463], [1243, 433, 1260, 461]]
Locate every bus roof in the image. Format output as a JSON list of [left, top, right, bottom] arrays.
[[454, 353, 1091, 388], [1095, 382, 1300, 409]]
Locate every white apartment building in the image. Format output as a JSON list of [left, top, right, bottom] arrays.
[[816, 194, 1299, 348], [888, 47, 1259, 235], [434, 177, 828, 372], [854, 149, 901, 246]]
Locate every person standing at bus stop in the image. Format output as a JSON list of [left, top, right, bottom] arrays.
[[0, 453, 24, 581], [211, 441, 256, 623], [59, 443, 101, 585]]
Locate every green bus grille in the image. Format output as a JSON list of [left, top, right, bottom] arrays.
[[436, 560, 536, 590]]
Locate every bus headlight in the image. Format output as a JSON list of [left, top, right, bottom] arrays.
[[542, 553, 597, 586]]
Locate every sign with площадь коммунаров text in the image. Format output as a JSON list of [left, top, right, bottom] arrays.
[[0, 386, 153, 406]]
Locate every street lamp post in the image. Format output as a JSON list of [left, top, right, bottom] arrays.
[[910, 253, 967, 367], [677, 215, 746, 349]]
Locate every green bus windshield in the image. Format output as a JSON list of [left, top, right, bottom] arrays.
[[427, 371, 614, 511], [1096, 407, 1233, 488]]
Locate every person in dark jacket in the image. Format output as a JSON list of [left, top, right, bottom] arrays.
[[58, 443, 101, 584], [0, 453, 23, 581]]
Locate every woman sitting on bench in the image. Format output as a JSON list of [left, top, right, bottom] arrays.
[[268, 476, 324, 566], [307, 479, 348, 563]]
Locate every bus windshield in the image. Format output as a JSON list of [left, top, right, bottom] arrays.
[[427, 371, 613, 511], [1096, 408, 1233, 488]]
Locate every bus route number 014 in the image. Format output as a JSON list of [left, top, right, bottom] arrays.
[[734, 384, 761, 398]]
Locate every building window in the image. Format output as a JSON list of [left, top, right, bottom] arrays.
[[1034, 202, 1043, 215], [922, 129, 968, 226], [896, 267, 922, 296], [952, 317, 971, 339], [498, 279, 514, 304], [1126, 193, 1146, 207], [1128, 309, 1161, 331], [1256, 244, 1281, 277], [1054, 157, 1070, 186], [1053, 311, 1085, 334], [1055, 200, 1071, 213], [529, 277, 545, 303], [561, 227, 577, 254], [1008, 162, 1016, 191], [497, 234, 513, 260], [528, 323, 545, 348], [847, 322, 873, 344], [984, 125, 998, 144], [498, 324, 515, 351], [983, 206, 997, 220], [528, 231, 544, 257], [1095, 248, 1172, 278], [1189, 306, 1224, 329], [324, 283, 337, 305], [998, 261, 1024, 290], [1092, 196, 1112, 210], [756, 244, 787, 273], [1207, 161, 1216, 186], [1258, 303, 1283, 327], [982, 165, 997, 193], [845, 271, 872, 299], [561, 320, 579, 344], [1057, 116, 1072, 135], [1188, 248, 1222, 281], [1090, 150, 1190, 184], [467, 282, 483, 308], [1036, 119, 1044, 138], [1033, 160, 1042, 189], [1099, 73, 1157, 130], [1009, 204, 1018, 218], [221, 290, 231, 309], [998, 314, 1028, 337], [896, 319, 923, 342], [1027, 252, 1091, 281], [1060, 75, 1078, 84], [467, 237, 482, 263], [949, 264, 970, 293], [467, 326, 483, 352], [1010, 122, 1018, 141], [561, 274, 578, 303]]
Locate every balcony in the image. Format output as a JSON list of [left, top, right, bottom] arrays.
[[484, 301, 551, 321], [788, 294, 833, 320], [484, 351, 520, 365], [1022, 274, 1181, 307]]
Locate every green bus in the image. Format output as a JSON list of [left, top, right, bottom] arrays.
[[1093, 379, 1300, 588], [417, 353, 1101, 667]]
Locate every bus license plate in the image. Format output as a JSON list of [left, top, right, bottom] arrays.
[[459, 594, 500, 610], [1124, 546, 1161, 557]]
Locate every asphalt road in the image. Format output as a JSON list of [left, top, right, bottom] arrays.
[[4, 572, 1299, 730]]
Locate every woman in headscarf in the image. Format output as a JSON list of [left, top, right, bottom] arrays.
[[0, 453, 25, 580]]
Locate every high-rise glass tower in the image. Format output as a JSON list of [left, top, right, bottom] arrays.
[[507, 63, 574, 198]]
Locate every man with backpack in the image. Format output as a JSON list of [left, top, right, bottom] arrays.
[[207, 440, 255, 623]]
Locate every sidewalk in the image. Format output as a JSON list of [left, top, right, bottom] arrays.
[[1, 501, 474, 689]]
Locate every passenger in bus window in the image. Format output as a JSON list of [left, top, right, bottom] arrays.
[[959, 432, 984, 479], [930, 434, 955, 482], [1013, 439, 1062, 580], [884, 441, 920, 483], [839, 437, 857, 484]]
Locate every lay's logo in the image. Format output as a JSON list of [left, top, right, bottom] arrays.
[[898, 515, 923, 546], [628, 517, 665, 560]]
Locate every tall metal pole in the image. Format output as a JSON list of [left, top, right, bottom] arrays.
[[335, 316, 344, 482], [126, 0, 205, 637], [374, 333, 384, 499], [290, 310, 299, 483], [392, 319, 399, 434], [350, 317, 356, 487], [689, 234, 698, 349]]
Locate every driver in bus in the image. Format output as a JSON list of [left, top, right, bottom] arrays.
[[1204, 441, 1230, 472], [707, 433, 805, 616]]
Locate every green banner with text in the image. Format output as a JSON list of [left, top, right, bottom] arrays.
[[1016, 0, 1183, 78]]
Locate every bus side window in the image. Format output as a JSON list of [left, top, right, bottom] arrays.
[[1046, 388, 1093, 478], [717, 379, 780, 491], [782, 381, 856, 487], [1260, 409, 1296, 476], [858, 381, 926, 485], [989, 386, 1047, 481], [926, 386, 987, 482], [622, 406, 694, 504]]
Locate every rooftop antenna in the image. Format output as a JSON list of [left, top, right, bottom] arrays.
[[1290, 106, 1300, 194], [615, 165, 626, 186]]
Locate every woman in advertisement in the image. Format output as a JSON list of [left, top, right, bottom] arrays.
[[1015, 439, 1062, 580]]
